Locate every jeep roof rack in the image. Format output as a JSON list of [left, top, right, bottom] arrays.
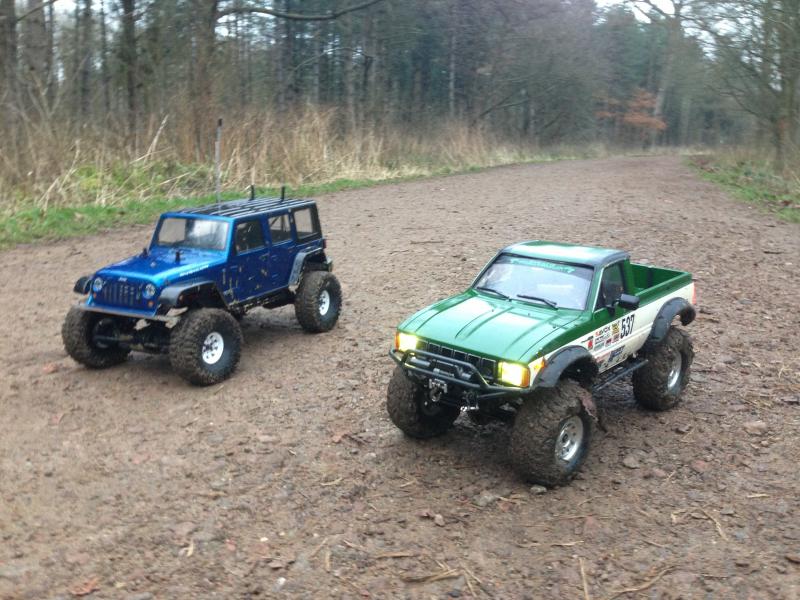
[[186, 196, 315, 218]]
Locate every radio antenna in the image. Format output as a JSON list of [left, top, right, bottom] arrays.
[[215, 118, 223, 206]]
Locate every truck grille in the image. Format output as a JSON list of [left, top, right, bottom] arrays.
[[96, 280, 145, 308], [418, 341, 497, 381]]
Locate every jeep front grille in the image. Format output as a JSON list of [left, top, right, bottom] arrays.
[[418, 341, 496, 381], [97, 281, 143, 307]]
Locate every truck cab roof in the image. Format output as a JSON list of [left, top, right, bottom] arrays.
[[502, 240, 629, 268]]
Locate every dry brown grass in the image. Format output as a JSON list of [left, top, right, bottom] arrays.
[[0, 107, 593, 214]]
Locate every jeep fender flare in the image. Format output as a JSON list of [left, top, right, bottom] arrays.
[[537, 346, 599, 388], [73, 275, 92, 294], [159, 280, 228, 311], [647, 297, 696, 346], [289, 249, 329, 286]]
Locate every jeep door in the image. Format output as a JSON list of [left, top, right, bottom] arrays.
[[266, 212, 295, 288], [229, 219, 271, 301]]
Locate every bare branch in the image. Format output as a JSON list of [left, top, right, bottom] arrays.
[[217, 0, 388, 22]]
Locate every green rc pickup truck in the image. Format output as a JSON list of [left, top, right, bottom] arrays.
[[387, 241, 696, 486]]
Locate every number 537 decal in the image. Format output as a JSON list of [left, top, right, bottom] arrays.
[[620, 313, 635, 338]]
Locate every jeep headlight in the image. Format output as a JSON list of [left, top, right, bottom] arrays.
[[142, 283, 157, 299], [92, 277, 104, 292], [395, 332, 419, 353]]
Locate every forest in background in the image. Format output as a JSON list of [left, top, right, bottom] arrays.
[[0, 0, 798, 227]]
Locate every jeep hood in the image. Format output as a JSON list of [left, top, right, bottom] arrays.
[[400, 291, 581, 362], [96, 247, 226, 287]]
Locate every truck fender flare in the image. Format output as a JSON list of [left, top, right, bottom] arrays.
[[159, 280, 227, 310], [289, 249, 328, 286], [537, 346, 599, 388], [648, 297, 696, 345]]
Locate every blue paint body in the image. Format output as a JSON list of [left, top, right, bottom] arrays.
[[78, 197, 329, 319]]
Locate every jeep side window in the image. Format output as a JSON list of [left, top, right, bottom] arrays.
[[596, 263, 625, 310], [234, 220, 265, 254], [293, 207, 320, 240], [268, 214, 291, 244]]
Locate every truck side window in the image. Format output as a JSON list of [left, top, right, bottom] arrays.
[[596, 263, 625, 310], [234, 220, 265, 254], [293, 207, 320, 240], [269, 214, 291, 244]]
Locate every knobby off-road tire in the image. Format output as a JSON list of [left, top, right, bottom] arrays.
[[169, 309, 243, 386], [62, 306, 130, 369], [386, 366, 460, 439], [509, 379, 593, 487], [633, 326, 694, 411], [295, 271, 342, 333]]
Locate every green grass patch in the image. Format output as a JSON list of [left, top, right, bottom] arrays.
[[0, 167, 500, 248], [690, 156, 800, 223]]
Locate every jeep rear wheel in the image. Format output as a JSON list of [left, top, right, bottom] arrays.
[[509, 379, 593, 487], [633, 326, 693, 411], [169, 309, 243, 386], [62, 307, 131, 369], [295, 271, 342, 333], [386, 366, 460, 439]]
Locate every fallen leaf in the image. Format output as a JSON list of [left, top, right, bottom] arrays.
[[70, 576, 100, 597], [43, 362, 62, 375]]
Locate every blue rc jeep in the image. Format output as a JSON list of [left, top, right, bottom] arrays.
[[62, 196, 341, 385]]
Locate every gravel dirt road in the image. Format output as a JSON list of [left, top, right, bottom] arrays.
[[1, 156, 799, 599]]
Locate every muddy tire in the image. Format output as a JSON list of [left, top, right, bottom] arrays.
[[633, 326, 693, 411], [169, 309, 243, 386], [295, 271, 342, 333], [509, 380, 593, 487], [62, 306, 131, 369], [386, 366, 460, 439]]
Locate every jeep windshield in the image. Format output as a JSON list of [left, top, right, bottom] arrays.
[[473, 254, 593, 310], [155, 217, 229, 251]]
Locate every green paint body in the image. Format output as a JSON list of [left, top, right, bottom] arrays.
[[397, 241, 693, 365]]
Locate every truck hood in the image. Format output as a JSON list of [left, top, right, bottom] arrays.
[[400, 291, 581, 363], [96, 247, 226, 286]]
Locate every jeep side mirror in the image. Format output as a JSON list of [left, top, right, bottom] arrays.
[[618, 293, 640, 310]]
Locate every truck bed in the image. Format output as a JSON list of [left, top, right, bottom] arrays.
[[629, 263, 692, 305]]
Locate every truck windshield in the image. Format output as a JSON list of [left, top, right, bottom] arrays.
[[474, 254, 593, 310], [155, 217, 229, 251]]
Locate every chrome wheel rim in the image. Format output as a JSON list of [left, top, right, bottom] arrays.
[[319, 290, 331, 315], [202, 332, 224, 365], [667, 353, 682, 391], [555, 416, 584, 463]]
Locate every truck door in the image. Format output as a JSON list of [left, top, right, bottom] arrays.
[[230, 219, 270, 301], [589, 262, 638, 372], [266, 212, 295, 289]]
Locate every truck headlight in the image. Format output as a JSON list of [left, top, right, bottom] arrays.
[[498, 362, 530, 387], [92, 277, 104, 292], [143, 283, 157, 299], [395, 332, 419, 352]]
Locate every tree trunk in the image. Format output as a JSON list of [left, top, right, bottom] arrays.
[[22, 0, 48, 104], [99, 0, 110, 115], [120, 0, 138, 137], [78, 0, 93, 119], [0, 0, 17, 100]]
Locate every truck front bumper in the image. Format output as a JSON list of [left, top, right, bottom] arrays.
[[390, 348, 526, 402], [76, 301, 172, 322]]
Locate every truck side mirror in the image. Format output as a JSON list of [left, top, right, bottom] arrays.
[[602, 281, 623, 310], [618, 293, 640, 310]]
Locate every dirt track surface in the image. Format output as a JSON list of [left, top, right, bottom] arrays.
[[1, 156, 799, 599]]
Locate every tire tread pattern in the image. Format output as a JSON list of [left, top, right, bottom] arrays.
[[633, 326, 693, 411], [294, 271, 342, 333], [509, 380, 593, 487], [169, 309, 243, 386], [61, 306, 129, 369], [386, 366, 459, 439]]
